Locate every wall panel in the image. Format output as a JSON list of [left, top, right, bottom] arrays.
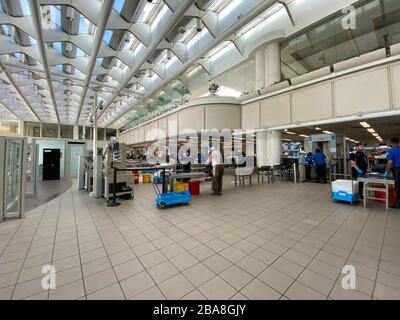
[[292, 83, 332, 122], [261, 95, 291, 127], [205, 106, 241, 130], [242, 102, 260, 130], [335, 67, 391, 117]]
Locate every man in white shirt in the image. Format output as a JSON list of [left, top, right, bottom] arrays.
[[206, 147, 224, 196]]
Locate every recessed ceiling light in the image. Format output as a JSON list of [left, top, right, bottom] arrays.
[[367, 128, 376, 133], [372, 133, 379, 137], [360, 122, 370, 128]]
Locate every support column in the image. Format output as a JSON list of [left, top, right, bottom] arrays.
[[73, 125, 79, 140], [266, 130, 282, 166], [255, 47, 266, 90], [91, 96, 102, 198], [265, 42, 281, 86], [256, 131, 268, 167]]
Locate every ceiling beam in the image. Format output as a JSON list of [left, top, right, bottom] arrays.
[[0, 100, 23, 121], [0, 62, 41, 121], [96, 0, 197, 123], [75, 0, 115, 124], [28, 0, 60, 123], [2, 61, 144, 98]]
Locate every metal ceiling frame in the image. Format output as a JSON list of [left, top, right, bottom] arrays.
[[75, 0, 115, 124], [0, 61, 40, 121], [28, 0, 60, 123], [94, 0, 197, 123], [106, 0, 281, 128]]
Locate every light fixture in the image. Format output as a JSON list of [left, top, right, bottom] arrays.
[[286, 131, 296, 135], [323, 130, 334, 134], [299, 134, 309, 138], [360, 122, 370, 128], [315, 127, 322, 131], [367, 128, 375, 133]]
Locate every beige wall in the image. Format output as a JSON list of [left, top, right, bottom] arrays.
[[205, 106, 241, 129], [242, 102, 260, 130], [121, 60, 400, 143], [261, 95, 291, 127]]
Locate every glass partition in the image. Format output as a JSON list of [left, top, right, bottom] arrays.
[[281, 0, 400, 79], [42, 123, 59, 138], [60, 125, 73, 139], [24, 122, 41, 137], [4, 139, 23, 218]]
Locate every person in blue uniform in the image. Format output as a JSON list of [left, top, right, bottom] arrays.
[[349, 143, 369, 198], [305, 152, 313, 181], [313, 149, 327, 183], [385, 137, 400, 208]]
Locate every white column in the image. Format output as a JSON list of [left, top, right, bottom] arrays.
[[266, 42, 281, 86], [256, 131, 268, 167], [73, 125, 79, 140], [255, 47, 266, 90], [267, 130, 282, 166], [91, 99, 102, 198]]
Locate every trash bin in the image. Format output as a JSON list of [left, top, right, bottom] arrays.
[[188, 180, 200, 196]]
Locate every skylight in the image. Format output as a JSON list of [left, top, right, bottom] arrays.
[[113, 0, 124, 14], [20, 0, 31, 16]]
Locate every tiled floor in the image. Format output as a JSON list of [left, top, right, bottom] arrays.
[[1, 176, 400, 300]]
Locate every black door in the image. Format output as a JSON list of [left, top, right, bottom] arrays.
[[43, 149, 60, 181]]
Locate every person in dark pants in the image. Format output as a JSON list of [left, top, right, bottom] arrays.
[[305, 152, 313, 180], [349, 142, 369, 199], [385, 137, 400, 208], [206, 147, 224, 196], [313, 149, 327, 183]]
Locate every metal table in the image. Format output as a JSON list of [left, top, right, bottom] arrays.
[[168, 172, 209, 192], [357, 176, 395, 211], [108, 165, 173, 207]]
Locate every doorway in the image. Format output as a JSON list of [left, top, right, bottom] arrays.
[[43, 149, 61, 181]]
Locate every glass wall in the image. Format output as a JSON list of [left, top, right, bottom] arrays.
[[281, 0, 400, 79], [42, 123, 59, 138], [97, 127, 105, 140], [106, 129, 117, 141], [60, 125, 73, 139], [1, 120, 19, 135], [24, 122, 40, 137], [78, 126, 91, 140]]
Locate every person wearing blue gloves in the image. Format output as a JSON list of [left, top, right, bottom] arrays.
[[385, 137, 400, 208], [350, 142, 369, 199]]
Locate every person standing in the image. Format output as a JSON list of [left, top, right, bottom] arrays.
[[206, 147, 224, 196], [349, 142, 369, 198], [385, 137, 400, 208], [305, 152, 313, 181], [313, 149, 328, 183]]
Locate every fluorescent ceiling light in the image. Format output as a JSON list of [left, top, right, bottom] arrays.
[[367, 128, 375, 133], [315, 127, 322, 131], [286, 131, 296, 135], [360, 122, 370, 128], [323, 130, 334, 134], [372, 133, 379, 137], [299, 134, 309, 138]]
